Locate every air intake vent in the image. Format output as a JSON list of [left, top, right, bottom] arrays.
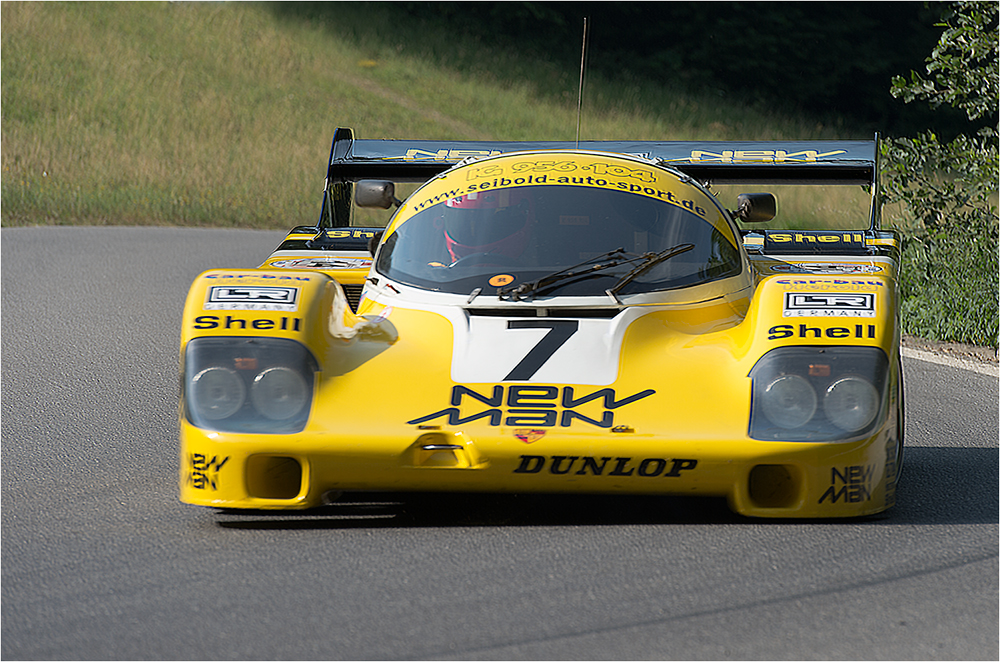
[[468, 308, 620, 318], [342, 285, 364, 312]]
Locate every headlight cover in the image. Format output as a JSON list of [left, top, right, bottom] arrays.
[[749, 346, 888, 442], [184, 337, 318, 433]]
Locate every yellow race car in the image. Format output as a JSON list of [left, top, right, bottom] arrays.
[[180, 129, 902, 518]]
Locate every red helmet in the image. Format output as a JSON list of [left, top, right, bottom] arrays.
[[443, 189, 533, 261]]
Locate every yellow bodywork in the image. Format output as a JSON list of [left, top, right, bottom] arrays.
[[180, 149, 901, 518]]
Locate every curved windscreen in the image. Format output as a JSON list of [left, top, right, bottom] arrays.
[[376, 185, 742, 298]]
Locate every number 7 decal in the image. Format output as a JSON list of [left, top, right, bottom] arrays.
[[504, 320, 579, 381]]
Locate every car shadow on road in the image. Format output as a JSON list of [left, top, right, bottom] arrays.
[[213, 446, 997, 530], [887, 445, 998, 525], [215, 492, 744, 529]]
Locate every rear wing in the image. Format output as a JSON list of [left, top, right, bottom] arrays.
[[319, 127, 881, 228]]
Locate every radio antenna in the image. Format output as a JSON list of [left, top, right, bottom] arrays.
[[575, 16, 589, 148]]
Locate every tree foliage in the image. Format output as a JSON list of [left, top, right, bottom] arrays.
[[881, 0, 998, 346], [384, 1, 968, 138]]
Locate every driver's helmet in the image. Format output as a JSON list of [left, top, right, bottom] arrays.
[[442, 189, 534, 262]]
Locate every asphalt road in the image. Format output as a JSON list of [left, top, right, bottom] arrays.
[[2, 227, 997, 660]]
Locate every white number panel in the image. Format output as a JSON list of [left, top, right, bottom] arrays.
[[449, 314, 630, 385]]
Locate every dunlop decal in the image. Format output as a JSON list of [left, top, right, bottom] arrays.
[[514, 455, 697, 477]]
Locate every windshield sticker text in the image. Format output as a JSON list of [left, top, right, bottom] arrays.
[[408, 163, 711, 218], [465, 160, 656, 183]]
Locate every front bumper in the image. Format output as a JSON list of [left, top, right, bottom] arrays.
[[180, 418, 900, 518]]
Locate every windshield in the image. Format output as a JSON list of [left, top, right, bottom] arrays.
[[375, 184, 742, 298]]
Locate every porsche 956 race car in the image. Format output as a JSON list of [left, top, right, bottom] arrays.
[[180, 128, 902, 518]]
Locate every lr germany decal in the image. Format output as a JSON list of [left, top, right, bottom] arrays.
[[783, 292, 876, 317], [205, 286, 299, 311], [408, 384, 655, 429]]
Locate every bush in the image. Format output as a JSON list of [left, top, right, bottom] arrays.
[[881, 0, 998, 347]]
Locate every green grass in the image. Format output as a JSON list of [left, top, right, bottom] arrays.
[[5, 2, 995, 347], [2, 1, 856, 229]]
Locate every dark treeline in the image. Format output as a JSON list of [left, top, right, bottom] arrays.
[[403, 1, 973, 138], [275, 1, 976, 139]]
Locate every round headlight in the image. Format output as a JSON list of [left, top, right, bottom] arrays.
[[824, 376, 879, 432], [760, 374, 817, 429], [190, 366, 246, 420], [251, 367, 309, 420]]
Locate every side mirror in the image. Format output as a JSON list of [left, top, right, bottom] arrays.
[[355, 180, 401, 209], [733, 193, 776, 223]]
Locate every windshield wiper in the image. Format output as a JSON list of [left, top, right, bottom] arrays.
[[605, 243, 694, 304], [497, 248, 636, 302]]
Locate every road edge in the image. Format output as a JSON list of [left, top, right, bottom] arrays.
[[902, 346, 999, 377]]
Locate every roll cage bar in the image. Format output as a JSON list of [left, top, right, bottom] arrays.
[[318, 127, 881, 231]]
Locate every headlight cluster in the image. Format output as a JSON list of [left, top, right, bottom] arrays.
[[749, 346, 888, 442], [184, 337, 318, 434]]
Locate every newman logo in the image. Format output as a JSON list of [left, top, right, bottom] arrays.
[[403, 148, 503, 161], [783, 292, 876, 318], [407, 385, 655, 429], [690, 149, 847, 163], [818, 464, 875, 504], [205, 286, 299, 311]]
